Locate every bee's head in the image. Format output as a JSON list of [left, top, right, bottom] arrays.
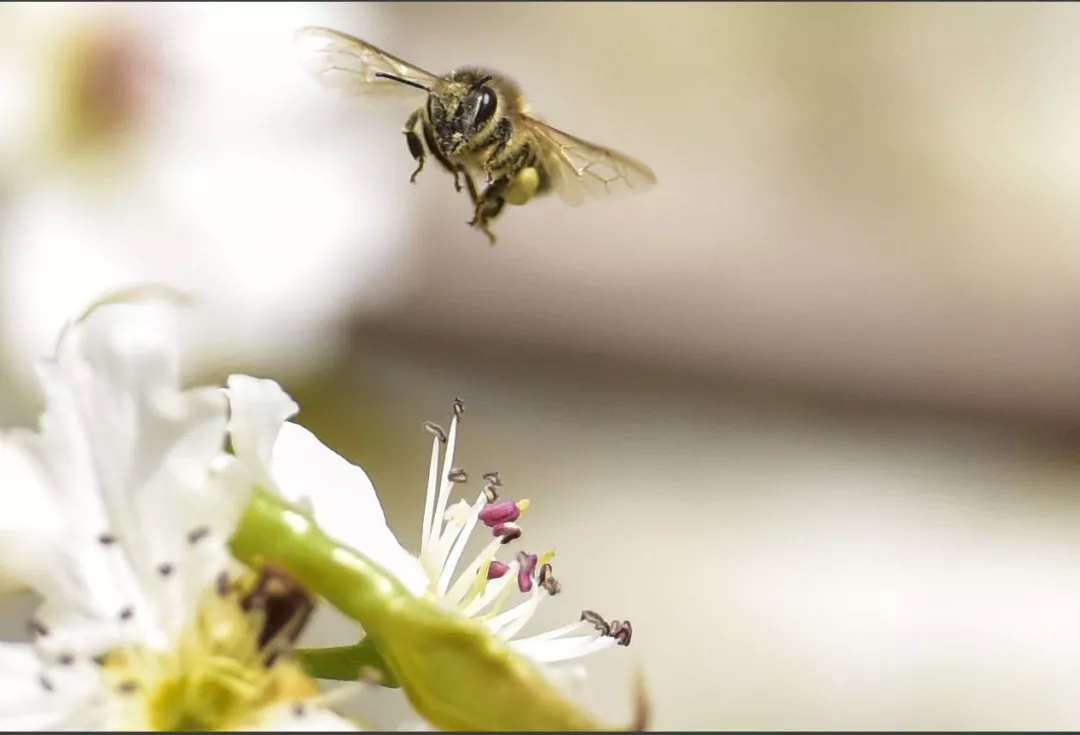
[[374, 69, 500, 157], [427, 71, 499, 156]]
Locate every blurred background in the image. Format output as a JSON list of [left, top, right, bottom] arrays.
[[3, 1, 1080, 729]]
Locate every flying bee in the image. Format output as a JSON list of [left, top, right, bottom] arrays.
[[294, 26, 657, 245]]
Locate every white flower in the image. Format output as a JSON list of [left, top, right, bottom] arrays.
[[0, 296, 360, 730], [0, 1, 413, 393], [224, 377, 634, 673]]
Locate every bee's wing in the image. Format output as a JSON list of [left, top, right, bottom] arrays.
[[519, 117, 657, 207], [293, 26, 440, 98]]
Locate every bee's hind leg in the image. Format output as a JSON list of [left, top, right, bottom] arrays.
[[468, 182, 507, 246], [461, 170, 480, 206]]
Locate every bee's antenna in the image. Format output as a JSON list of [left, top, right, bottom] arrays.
[[374, 72, 430, 93], [471, 75, 494, 91]]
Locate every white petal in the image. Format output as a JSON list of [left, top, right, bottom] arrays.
[[225, 374, 299, 485], [0, 298, 232, 651], [0, 433, 62, 595], [246, 702, 364, 731], [269, 423, 429, 596], [0, 644, 99, 730]]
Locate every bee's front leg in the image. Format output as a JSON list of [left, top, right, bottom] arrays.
[[403, 109, 426, 184]]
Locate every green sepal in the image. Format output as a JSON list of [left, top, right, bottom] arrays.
[[294, 639, 399, 688]]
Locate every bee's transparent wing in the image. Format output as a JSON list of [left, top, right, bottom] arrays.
[[293, 26, 440, 98], [521, 118, 657, 207]]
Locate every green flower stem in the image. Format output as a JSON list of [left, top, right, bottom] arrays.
[[228, 486, 618, 731], [227, 485, 414, 633], [294, 640, 399, 688]]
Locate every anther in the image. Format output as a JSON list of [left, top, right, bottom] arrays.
[[487, 560, 510, 580], [493, 523, 522, 545], [117, 680, 138, 694], [538, 563, 561, 596], [91, 654, 106, 666], [97, 532, 117, 546], [516, 552, 538, 593], [447, 467, 468, 483], [580, 610, 633, 645], [118, 606, 134, 621], [38, 674, 53, 692], [483, 471, 503, 487], [28, 619, 49, 637], [453, 397, 465, 419], [293, 702, 306, 718], [483, 484, 500, 503], [157, 562, 174, 577], [609, 620, 633, 647], [580, 609, 611, 636], [423, 421, 447, 443], [186, 526, 210, 545], [216, 571, 230, 597], [57, 653, 74, 666], [479, 499, 521, 527]]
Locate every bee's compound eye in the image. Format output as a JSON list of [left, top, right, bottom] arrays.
[[474, 87, 497, 126]]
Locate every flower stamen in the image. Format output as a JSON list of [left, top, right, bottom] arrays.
[[97, 564, 323, 730], [580, 610, 634, 647]]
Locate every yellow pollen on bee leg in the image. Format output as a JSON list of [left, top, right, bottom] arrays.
[[503, 167, 540, 206]]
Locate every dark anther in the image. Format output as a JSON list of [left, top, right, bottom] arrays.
[[292, 702, 306, 718], [157, 563, 174, 578], [580, 610, 633, 646], [91, 654, 107, 666], [28, 619, 49, 637], [609, 620, 633, 647], [117, 680, 138, 694], [482, 472, 503, 502], [97, 533, 117, 546], [423, 421, 447, 443], [538, 563, 561, 596], [118, 606, 134, 621], [186, 526, 211, 545], [241, 565, 315, 664], [216, 571, 230, 598], [580, 609, 611, 636], [57, 653, 74, 666], [38, 674, 53, 692], [452, 397, 465, 419], [447, 467, 468, 483], [494, 524, 522, 545]]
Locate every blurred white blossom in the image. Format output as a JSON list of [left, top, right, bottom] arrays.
[[0, 1, 414, 393]]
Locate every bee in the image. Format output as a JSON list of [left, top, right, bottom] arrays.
[[294, 26, 657, 245]]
